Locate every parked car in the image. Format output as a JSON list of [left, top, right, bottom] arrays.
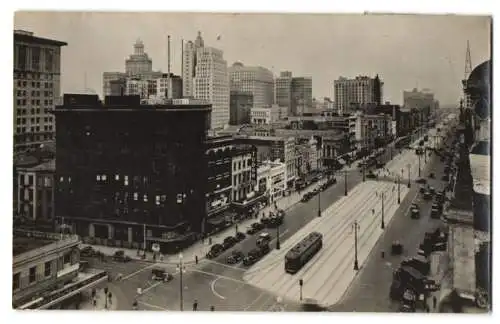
[[391, 241, 404, 255], [113, 250, 132, 262], [80, 246, 96, 257], [410, 208, 420, 219], [206, 243, 224, 259], [227, 250, 245, 264], [235, 232, 246, 242], [246, 226, 259, 235], [419, 186, 426, 193], [151, 268, 173, 282], [441, 174, 449, 181], [222, 236, 237, 250], [256, 232, 271, 247], [416, 178, 427, 184], [423, 191, 432, 200], [366, 172, 377, 179]]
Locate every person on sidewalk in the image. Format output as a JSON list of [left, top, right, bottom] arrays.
[[432, 296, 437, 309]]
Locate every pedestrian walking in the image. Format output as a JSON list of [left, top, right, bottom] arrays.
[[210, 306, 215, 311], [193, 299, 198, 311], [108, 292, 113, 304], [92, 299, 97, 308], [432, 296, 437, 309]]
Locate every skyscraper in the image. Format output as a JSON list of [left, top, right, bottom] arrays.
[[228, 62, 274, 107], [194, 47, 230, 130], [125, 39, 153, 76], [275, 71, 313, 116], [334, 75, 384, 115], [275, 71, 293, 109], [13, 30, 67, 152], [182, 31, 205, 98]]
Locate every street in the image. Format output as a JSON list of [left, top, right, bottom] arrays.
[[329, 133, 452, 312]]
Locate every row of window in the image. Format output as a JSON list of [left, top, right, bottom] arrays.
[[15, 125, 53, 133], [15, 72, 55, 81], [16, 80, 53, 89], [13, 254, 70, 291], [16, 107, 53, 115], [16, 116, 53, 124], [16, 90, 54, 98]]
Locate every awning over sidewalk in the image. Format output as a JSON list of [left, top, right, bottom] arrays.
[[232, 192, 267, 208], [206, 210, 237, 226]]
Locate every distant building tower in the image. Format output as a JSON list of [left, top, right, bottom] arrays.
[[182, 31, 205, 98], [125, 39, 153, 76], [334, 75, 384, 115], [275, 71, 313, 116], [194, 47, 230, 130], [275, 71, 293, 112], [228, 62, 274, 107]]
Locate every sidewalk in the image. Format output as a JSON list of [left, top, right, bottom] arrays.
[[82, 177, 329, 266], [79, 287, 118, 311]]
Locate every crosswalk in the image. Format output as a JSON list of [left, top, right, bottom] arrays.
[[243, 180, 410, 307]]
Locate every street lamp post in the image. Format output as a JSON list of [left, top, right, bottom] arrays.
[[352, 221, 360, 271], [407, 164, 411, 188], [344, 171, 348, 196], [299, 279, 303, 301], [424, 147, 427, 163], [380, 192, 385, 229], [177, 253, 185, 311], [397, 176, 401, 204], [276, 223, 281, 250], [418, 152, 421, 177], [317, 188, 321, 217]]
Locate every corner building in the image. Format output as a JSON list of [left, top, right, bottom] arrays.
[[54, 94, 211, 253]]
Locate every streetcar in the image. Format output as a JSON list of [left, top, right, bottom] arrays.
[[284, 232, 323, 274]]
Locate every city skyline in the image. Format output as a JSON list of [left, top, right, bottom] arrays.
[[14, 12, 490, 107]]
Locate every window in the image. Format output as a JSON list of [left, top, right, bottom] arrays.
[[63, 253, 71, 264], [96, 175, 101, 181], [115, 174, 120, 181], [143, 194, 148, 202], [44, 261, 51, 277], [102, 175, 107, 181], [29, 266, 36, 283], [133, 192, 138, 201], [13, 273, 20, 290], [124, 176, 129, 186]]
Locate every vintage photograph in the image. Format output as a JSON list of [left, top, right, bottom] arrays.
[[12, 12, 491, 313]]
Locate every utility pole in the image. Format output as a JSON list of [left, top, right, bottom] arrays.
[[352, 221, 360, 271], [177, 253, 185, 311], [276, 223, 281, 250], [397, 176, 401, 204], [317, 187, 321, 217], [344, 171, 348, 196], [380, 192, 385, 229], [143, 223, 147, 256], [418, 153, 421, 177], [407, 163, 411, 188]]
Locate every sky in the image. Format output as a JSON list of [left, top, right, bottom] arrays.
[[14, 12, 491, 106]]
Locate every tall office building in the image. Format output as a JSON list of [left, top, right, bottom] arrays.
[[291, 76, 313, 115], [194, 47, 230, 130], [275, 71, 313, 116], [228, 62, 274, 107], [125, 39, 153, 76], [275, 71, 293, 109], [13, 30, 67, 153], [334, 75, 384, 115], [182, 31, 205, 98]]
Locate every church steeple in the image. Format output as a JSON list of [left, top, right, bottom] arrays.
[[194, 31, 204, 48]]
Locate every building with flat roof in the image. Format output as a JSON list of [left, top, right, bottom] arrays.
[[12, 229, 107, 309], [334, 75, 383, 115], [229, 62, 274, 108], [54, 94, 211, 253], [14, 30, 67, 153]]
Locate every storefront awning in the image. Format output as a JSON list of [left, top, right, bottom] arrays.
[[232, 192, 267, 208]]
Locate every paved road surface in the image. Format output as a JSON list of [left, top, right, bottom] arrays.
[[330, 134, 451, 312], [242, 180, 410, 307]]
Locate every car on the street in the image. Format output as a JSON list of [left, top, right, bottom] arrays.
[[430, 204, 441, 219], [391, 241, 404, 255], [243, 248, 261, 266], [423, 191, 432, 200], [113, 250, 132, 262], [246, 226, 259, 235], [151, 268, 173, 282], [222, 236, 237, 250], [441, 174, 449, 181], [301, 192, 313, 202], [256, 232, 271, 247], [226, 250, 245, 264], [80, 246, 96, 257], [206, 243, 224, 259], [301, 298, 327, 312], [410, 208, 420, 219], [399, 303, 415, 312], [419, 185, 426, 193], [429, 186, 436, 194], [416, 178, 427, 184], [366, 171, 377, 179], [235, 232, 246, 242], [428, 172, 435, 179]]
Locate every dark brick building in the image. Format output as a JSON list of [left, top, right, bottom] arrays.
[[54, 94, 211, 253]]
